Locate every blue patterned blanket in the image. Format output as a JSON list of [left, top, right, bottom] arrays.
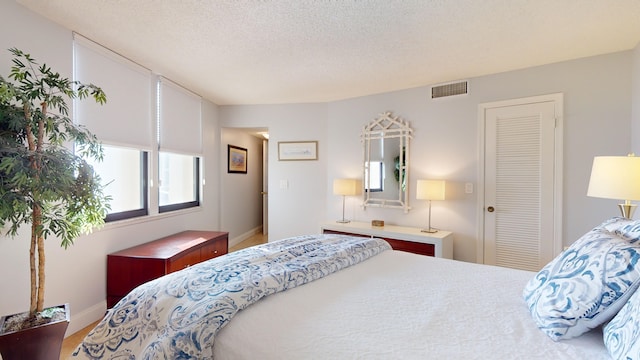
[[72, 234, 391, 359]]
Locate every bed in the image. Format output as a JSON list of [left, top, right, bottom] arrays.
[[72, 217, 640, 359]]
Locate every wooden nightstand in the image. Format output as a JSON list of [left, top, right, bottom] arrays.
[[321, 222, 453, 259], [106, 230, 228, 308]]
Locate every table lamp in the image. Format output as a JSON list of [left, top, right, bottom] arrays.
[[416, 179, 446, 233], [587, 154, 640, 219], [333, 179, 358, 223]]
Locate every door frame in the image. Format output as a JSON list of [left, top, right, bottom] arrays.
[[262, 139, 268, 235], [476, 93, 564, 264]]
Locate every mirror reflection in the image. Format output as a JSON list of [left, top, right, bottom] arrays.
[[362, 112, 412, 213]]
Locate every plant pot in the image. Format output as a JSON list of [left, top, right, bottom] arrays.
[[0, 303, 70, 360]]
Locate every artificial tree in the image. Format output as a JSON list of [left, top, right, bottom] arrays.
[[0, 47, 110, 323]]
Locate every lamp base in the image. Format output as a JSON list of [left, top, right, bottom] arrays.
[[336, 219, 351, 224], [618, 203, 637, 219], [421, 228, 438, 233]]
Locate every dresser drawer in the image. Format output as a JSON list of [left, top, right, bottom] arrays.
[[383, 238, 435, 256], [200, 239, 228, 261], [168, 248, 202, 272]]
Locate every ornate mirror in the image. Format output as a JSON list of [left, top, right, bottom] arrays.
[[362, 112, 412, 213]]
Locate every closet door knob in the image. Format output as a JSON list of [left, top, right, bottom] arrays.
[[487, 206, 495, 212]]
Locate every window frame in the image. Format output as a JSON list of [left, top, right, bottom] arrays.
[[158, 156, 200, 213], [103, 150, 149, 222], [365, 160, 384, 192]]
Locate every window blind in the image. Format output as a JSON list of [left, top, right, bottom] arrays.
[[73, 33, 153, 149], [158, 78, 202, 155]]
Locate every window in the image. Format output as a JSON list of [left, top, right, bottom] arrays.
[[157, 78, 202, 213], [75, 35, 204, 222], [365, 161, 384, 192], [74, 34, 153, 222], [85, 145, 148, 222], [158, 152, 200, 212]]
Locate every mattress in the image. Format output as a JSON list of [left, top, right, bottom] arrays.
[[213, 250, 609, 359]]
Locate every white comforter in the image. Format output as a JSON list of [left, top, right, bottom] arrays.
[[213, 250, 610, 359], [72, 235, 390, 359]]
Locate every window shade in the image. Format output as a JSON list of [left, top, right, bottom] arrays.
[[158, 78, 202, 155], [73, 34, 153, 149]]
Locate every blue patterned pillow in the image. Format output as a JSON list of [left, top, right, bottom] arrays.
[[523, 217, 640, 340], [604, 287, 640, 359], [617, 219, 640, 241], [604, 217, 636, 233]]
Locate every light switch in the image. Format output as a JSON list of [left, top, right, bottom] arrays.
[[465, 182, 473, 194], [280, 180, 289, 189]]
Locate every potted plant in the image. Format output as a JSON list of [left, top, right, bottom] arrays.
[[0, 48, 110, 360]]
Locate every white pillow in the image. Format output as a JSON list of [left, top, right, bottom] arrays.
[[604, 286, 640, 359], [523, 217, 640, 340]]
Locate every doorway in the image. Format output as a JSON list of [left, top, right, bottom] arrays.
[[262, 139, 268, 235], [477, 94, 563, 271], [220, 127, 269, 244]]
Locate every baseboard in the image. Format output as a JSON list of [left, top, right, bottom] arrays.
[[65, 300, 107, 337], [228, 226, 263, 248]]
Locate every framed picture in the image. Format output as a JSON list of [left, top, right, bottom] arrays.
[[228, 145, 247, 173], [278, 141, 318, 161]]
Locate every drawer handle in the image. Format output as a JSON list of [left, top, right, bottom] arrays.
[[213, 250, 218, 254]]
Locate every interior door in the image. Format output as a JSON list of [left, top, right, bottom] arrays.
[[481, 94, 562, 271], [262, 139, 269, 235]]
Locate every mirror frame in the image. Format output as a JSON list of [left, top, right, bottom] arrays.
[[362, 112, 413, 213]]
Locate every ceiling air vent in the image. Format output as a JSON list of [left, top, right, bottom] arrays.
[[431, 81, 468, 99]]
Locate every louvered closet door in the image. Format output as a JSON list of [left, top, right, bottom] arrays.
[[483, 100, 557, 271]]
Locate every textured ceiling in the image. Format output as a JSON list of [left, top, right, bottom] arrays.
[[16, 0, 640, 105]]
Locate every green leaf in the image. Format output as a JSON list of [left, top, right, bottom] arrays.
[[1, 47, 110, 312]]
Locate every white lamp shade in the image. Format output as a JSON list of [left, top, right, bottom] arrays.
[[333, 179, 358, 196], [416, 180, 446, 201], [587, 156, 640, 201]]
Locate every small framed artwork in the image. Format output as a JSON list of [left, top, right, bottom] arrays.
[[278, 141, 318, 161], [228, 145, 248, 173]]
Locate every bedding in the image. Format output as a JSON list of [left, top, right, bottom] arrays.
[[523, 216, 640, 340], [212, 249, 608, 359], [73, 232, 612, 359], [604, 284, 640, 359], [603, 219, 640, 359], [71, 234, 390, 359]]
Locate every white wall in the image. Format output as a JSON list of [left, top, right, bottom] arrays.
[[220, 52, 632, 263], [322, 52, 633, 263], [220, 128, 264, 245], [0, 1, 221, 335], [632, 42, 640, 154], [219, 104, 329, 242], [220, 50, 632, 264]]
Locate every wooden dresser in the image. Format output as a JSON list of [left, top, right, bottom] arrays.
[[321, 222, 453, 259], [106, 230, 228, 308]]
